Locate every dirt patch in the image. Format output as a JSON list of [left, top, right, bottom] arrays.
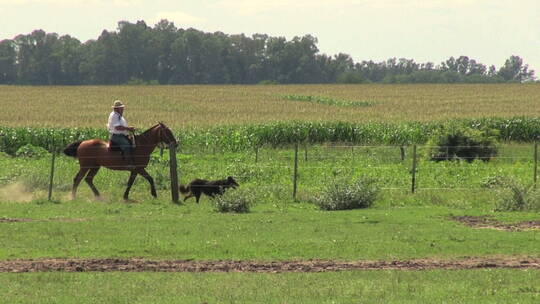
[[451, 216, 540, 231], [0, 257, 538, 273], [0, 217, 88, 223]]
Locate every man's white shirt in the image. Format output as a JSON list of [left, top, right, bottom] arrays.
[[108, 111, 129, 135]]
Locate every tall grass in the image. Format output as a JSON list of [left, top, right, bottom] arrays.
[[1, 117, 540, 154]]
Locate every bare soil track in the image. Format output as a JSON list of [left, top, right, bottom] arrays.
[[452, 216, 540, 231], [1, 257, 539, 273]]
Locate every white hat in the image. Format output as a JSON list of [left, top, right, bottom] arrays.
[[112, 100, 125, 108]]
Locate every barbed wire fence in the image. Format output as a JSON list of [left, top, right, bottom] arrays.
[[39, 141, 540, 203]]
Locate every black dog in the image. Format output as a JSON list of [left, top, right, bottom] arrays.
[[179, 176, 239, 203]]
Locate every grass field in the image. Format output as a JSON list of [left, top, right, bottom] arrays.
[[1, 84, 539, 303], [1, 84, 540, 128], [1, 270, 539, 303]]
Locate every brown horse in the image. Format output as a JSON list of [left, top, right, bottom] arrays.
[[63, 123, 177, 200]]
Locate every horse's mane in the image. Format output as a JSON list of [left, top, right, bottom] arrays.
[[139, 123, 161, 136], [133, 123, 160, 143]]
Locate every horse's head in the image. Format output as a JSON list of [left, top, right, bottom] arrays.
[[156, 122, 177, 146]]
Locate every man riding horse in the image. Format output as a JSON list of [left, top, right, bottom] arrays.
[[108, 100, 136, 169], [63, 101, 176, 200]]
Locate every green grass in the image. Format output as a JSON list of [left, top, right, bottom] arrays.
[[1, 145, 539, 302], [1, 270, 539, 303], [0, 200, 538, 261], [1, 143, 538, 204]]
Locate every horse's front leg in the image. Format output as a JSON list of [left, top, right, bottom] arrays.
[[123, 171, 138, 201], [138, 168, 157, 198]]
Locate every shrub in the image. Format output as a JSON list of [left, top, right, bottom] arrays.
[[426, 126, 498, 162], [15, 144, 49, 158], [493, 179, 540, 212], [313, 176, 379, 211], [480, 174, 510, 189], [213, 188, 253, 213]]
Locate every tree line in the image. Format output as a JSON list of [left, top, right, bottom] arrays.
[[0, 20, 536, 85]]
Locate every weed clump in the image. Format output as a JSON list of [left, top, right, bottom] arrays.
[[490, 178, 540, 212], [213, 188, 253, 213], [313, 176, 379, 211], [15, 144, 49, 158]]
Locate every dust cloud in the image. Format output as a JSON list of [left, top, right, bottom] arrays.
[[0, 182, 34, 203]]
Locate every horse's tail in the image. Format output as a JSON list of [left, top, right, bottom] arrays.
[[179, 185, 190, 195], [63, 140, 83, 158]]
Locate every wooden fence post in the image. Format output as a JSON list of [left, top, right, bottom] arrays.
[[304, 145, 308, 162], [48, 148, 56, 201], [400, 146, 406, 161], [293, 143, 299, 200], [411, 145, 417, 194], [169, 143, 179, 204]]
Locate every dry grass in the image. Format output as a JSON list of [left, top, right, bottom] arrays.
[[1, 84, 539, 128]]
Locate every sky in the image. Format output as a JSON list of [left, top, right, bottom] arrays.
[[1, 0, 539, 71]]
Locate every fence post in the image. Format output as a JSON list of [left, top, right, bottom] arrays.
[[48, 148, 56, 201], [304, 145, 308, 162], [534, 142, 538, 189], [411, 145, 417, 194], [400, 146, 406, 161], [169, 143, 179, 204], [293, 143, 299, 200]]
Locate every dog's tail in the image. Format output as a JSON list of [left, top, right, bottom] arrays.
[[179, 185, 190, 195]]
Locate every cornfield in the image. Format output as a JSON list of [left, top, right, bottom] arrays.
[[1, 117, 540, 154]]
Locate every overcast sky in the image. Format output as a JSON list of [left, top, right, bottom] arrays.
[[1, 0, 539, 71]]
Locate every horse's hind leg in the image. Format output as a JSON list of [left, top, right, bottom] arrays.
[[123, 171, 138, 201], [85, 167, 101, 199], [72, 167, 90, 199], [138, 168, 157, 198]]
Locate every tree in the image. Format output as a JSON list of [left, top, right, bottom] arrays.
[[117, 20, 157, 82], [498, 55, 535, 82], [1, 20, 537, 85], [152, 19, 179, 84], [0, 40, 16, 84], [51, 35, 82, 84], [14, 30, 61, 84]]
